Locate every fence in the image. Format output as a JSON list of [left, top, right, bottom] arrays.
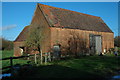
[[0, 51, 51, 71]]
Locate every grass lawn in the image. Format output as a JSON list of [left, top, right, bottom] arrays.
[[1, 50, 30, 73], [1, 50, 14, 58], [1, 50, 120, 80], [15, 56, 120, 80]]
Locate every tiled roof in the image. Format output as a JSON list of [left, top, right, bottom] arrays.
[[15, 3, 113, 42], [38, 3, 113, 33], [14, 26, 30, 42]]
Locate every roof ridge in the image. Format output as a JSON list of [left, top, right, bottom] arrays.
[[36, 3, 112, 33], [38, 3, 100, 19]]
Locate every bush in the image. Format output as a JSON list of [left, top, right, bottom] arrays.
[[118, 47, 120, 54], [114, 36, 120, 47], [0, 38, 13, 50]]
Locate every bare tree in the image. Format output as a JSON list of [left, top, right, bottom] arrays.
[[25, 25, 44, 53]]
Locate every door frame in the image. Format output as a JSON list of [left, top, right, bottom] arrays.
[[94, 35, 102, 54], [89, 34, 102, 54]]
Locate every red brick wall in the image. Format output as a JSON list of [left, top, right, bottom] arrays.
[[14, 4, 114, 56], [14, 4, 51, 56], [14, 42, 24, 56], [50, 27, 114, 54], [30, 4, 51, 53]]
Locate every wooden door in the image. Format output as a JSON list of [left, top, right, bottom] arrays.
[[95, 36, 102, 54]]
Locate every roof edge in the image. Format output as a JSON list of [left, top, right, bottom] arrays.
[[14, 25, 30, 42], [38, 3, 100, 19], [37, 3, 52, 27], [99, 17, 113, 33]]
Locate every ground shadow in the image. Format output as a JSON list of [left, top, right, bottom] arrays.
[[3, 55, 119, 80], [2, 64, 108, 80]]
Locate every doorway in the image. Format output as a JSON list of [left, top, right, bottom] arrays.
[[89, 34, 102, 55], [19, 47, 24, 55], [95, 35, 102, 54]]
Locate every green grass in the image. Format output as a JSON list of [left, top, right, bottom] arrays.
[[1, 50, 30, 73], [56, 56, 119, 75], [15, 56, 120, 80], [1, 50, 120, 80], [1, 50, 14, 58]]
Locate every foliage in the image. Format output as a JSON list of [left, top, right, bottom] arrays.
[[114, 36, 120, 47], [0, 38, 13, 50], [118, 47, 120, 54], [25, 26, 44, 53]]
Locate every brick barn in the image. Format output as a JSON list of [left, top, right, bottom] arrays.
[[14, 3, 114, 56]]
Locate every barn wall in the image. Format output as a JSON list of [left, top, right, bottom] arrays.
[[30, 4, 51, 53], [14, 4, 114, 56], [14, 4, 51, 56], [86, 30, 114, 52], [50, 27, 114, 54], [14, 42, 24, 56]]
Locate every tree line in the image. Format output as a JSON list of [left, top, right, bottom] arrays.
[[0, 38, 13, 50], [114, 36, 120, 47]]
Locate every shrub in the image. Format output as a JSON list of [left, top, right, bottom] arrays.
[[0, 38, 13, 50]]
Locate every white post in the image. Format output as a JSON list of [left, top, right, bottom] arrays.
[[27, 54, 30, 60], [41, 50, 42, 64], [35, 54, 37, 64], [45, 53, 47, 64], [48, 52, 51, 62]]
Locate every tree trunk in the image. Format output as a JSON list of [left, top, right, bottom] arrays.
[[37, 45, 41, 53]]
